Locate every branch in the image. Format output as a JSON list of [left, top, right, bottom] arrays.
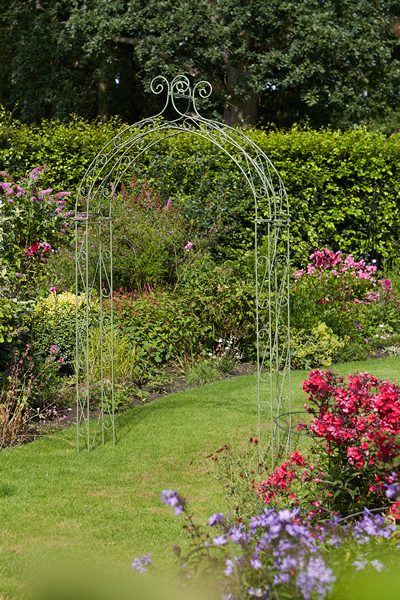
[[118, 37, 140, 47]]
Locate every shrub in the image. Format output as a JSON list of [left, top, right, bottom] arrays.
[[290, 248, 400, 359], [0, 295, 33, 371], [0, 167, 73, 298], [178, 251, 256, 356], [290, 322, 346, 370], [109, 175, 191, 291], [109, 286, 212, 368], [296, 369, 400, 516], [34, 291, 99, 368], [3, 115, 400, 263]]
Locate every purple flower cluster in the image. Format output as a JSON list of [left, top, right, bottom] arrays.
[[134, 491, 397, 600], [384, 472, 400, 499], [352, 508, 395, 544], [131, 553, 152, 573], [161, 489, 185, 515]]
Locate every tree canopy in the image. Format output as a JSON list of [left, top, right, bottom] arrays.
[[1, 0, 400, 129]]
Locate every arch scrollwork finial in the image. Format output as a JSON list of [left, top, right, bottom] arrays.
[[149, 75, 213, 118]]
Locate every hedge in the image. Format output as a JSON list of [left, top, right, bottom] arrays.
[[1, 108, 399, 264]]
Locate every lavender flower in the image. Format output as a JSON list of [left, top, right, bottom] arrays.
[[247, 587, 263, 597], [213, 535, 227, 546], [353, 509, 395, 543], [131, 553, 152, 573], [229, 523, 249, 543], [224, 559, 234, 576], [250, 556, 262, 569], [297, 557, 335, 599], [209, 512, 224, 526], [384, 474, 400, 499], [352, 559, 367, 570], [370, 559, 384, 572], [161, 489, 185, 515]]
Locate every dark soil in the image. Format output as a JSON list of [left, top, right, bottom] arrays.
[[368, 348, 392, 360]]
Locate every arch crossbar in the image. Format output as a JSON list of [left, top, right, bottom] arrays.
[[75, 75, 291, 461]]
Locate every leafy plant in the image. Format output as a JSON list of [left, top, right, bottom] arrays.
[[87, 325, 138, 384], [109, 285, 212, 368], [34, 291, 100, 368], [0, 167, 73, 298], [290, 322, 346, 370], [184, 357, 222, 387]]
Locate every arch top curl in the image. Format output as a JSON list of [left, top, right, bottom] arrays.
[[75, 76, 289, 222]]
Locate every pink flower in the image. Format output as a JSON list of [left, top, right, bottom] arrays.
[[0, 171, 14, 182], [25, 243, 40, 256], [28, 166, 48, 182], [382, 279, 392, 291], [49, 287, 59, 294], [40, 242, 52, 252], [184, 241, 193, 252]]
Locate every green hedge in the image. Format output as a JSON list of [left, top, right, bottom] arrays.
[[1, 108, 400, 263]]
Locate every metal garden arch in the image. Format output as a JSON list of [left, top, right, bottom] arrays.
[[75, 76, 291, 461]]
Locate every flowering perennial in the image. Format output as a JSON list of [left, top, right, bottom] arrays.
[[132, 490, 399, 600]]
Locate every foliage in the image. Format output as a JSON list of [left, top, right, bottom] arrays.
[[34, 291, 100, 368], [90, 174, 196, 292], [133, 489, 399, 600], [87, 325, 138, 384], [0, 296, 23, 344], [297, 369, 400, 516], [109, 286, 212, 369], [291, 248, 400, 358], [2, 1, 400, 130], [335, 339, 368, 364], [0, 166, 73, 297], [290, 323, 346, 370], [2, 121, 400, 264], [0, 295, 33, 371], [178, 252, 256, 354], [0, 343, 65, 447]]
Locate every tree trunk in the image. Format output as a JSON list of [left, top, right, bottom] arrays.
[[98, 76, 109, 123], [223, 61, 259, 130], [98, 55, 109, 123]]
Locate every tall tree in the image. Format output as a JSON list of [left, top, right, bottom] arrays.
[[1, 0, 400, 129]]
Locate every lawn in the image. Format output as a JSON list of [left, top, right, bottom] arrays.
[[0, 356, 399, 598]]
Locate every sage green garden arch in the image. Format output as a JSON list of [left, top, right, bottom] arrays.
[[75, 76, 291, 462]]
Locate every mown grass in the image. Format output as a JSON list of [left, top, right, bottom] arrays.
[[0, 357, 398, 598]]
